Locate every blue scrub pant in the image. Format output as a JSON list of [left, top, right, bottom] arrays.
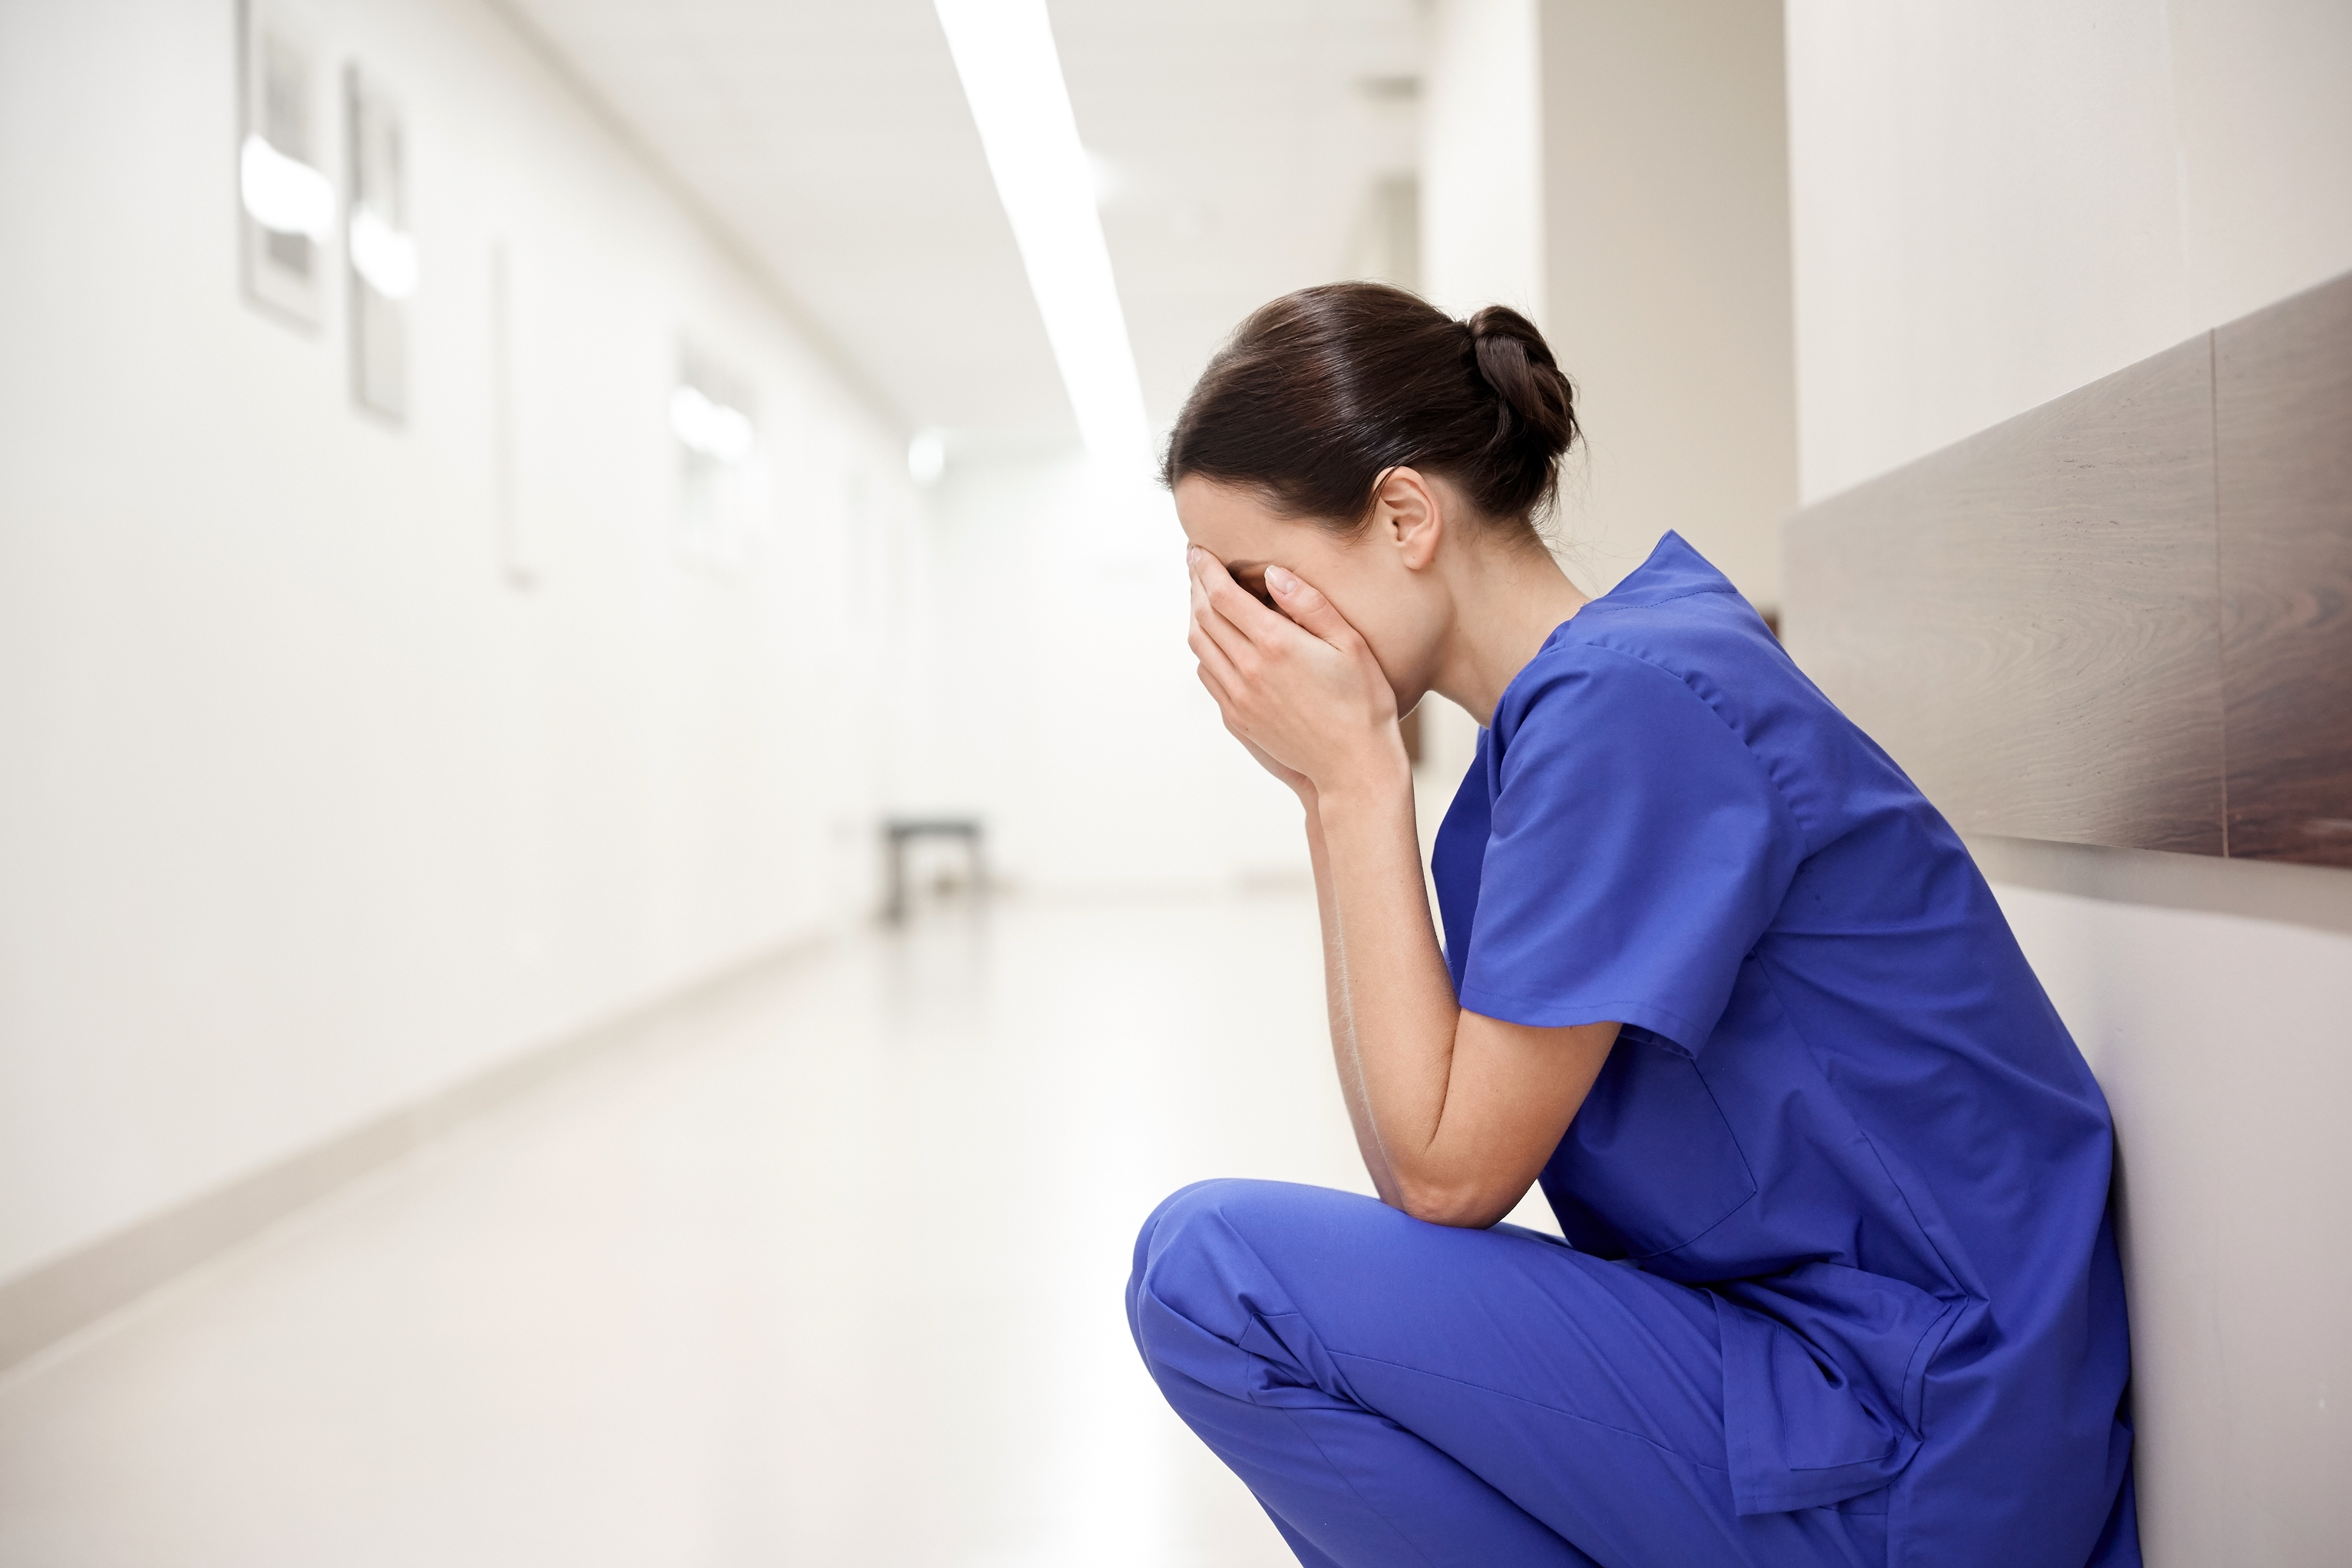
[[1127, 1179, 1889, 1568]]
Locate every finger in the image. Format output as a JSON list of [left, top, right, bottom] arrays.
[[1188, 618, 1247, 701], [1187, 558, 1255, 665], [1195, 661, 1245, 730], [1191, 549, 1303, 651], [1194, 660, 1230, 708], [1197, 666, 1270, 755], [1191, 586, 1260, 672], [1262, 565, 1360, 650]]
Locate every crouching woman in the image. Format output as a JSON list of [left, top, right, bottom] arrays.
[[1126, 283, 2137, 1568]]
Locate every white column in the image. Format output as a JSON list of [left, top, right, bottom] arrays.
[[1414, 0, 1546, 819], [1421, 0, 1547, 326]]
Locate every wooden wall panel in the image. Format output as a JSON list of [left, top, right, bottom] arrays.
[[1786, 269, 2352, 867], [2217, 273, 2352, 866], [1784, 337, 2226, 855]]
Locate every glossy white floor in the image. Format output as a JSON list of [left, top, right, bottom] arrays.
[[0, 891, 1401, 1568]]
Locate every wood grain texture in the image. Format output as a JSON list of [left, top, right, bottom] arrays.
[[2216, 272, 2352, 867], [1785, 336, 2226, 854]]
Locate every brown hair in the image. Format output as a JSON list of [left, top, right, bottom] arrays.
[[1160, 282, 1578, 541]]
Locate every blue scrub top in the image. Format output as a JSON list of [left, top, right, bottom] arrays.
[[1431, 534, 2134, 1566]]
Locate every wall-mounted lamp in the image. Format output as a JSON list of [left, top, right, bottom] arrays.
[[672, 360, 767, 574], [346, 66, 411, 420], [239, 134, 334, 241], [669, 383, 757, 465], [349, 205, 418, 301], [239, 3, 328, 326]]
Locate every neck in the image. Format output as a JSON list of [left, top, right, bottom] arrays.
[[1431, 541, 1590, 726]]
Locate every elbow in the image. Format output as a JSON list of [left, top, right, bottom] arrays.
[[1390, 1175, 1515, 1230]]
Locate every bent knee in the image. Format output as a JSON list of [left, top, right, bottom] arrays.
[[1129, 1179, 1301, 1372], [1131, 1177, 1317, 1280], [1135, 1177, 1268, 1246], [1130, 1178, 1260, 1305], [1128, 1179, 1385, 1354]]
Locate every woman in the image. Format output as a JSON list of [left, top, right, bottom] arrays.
[[1126, 283, 2137, 1568]]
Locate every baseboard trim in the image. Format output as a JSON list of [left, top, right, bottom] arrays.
[[0, 935, 828, 1376]]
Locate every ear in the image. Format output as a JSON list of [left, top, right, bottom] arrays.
[[1372, 466, 1445, 572]]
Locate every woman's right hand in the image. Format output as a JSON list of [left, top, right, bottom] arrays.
[[1188, 555, 1318, 803], [1196, 655, 1315, 802], [1224, 711, 1316, 806], [1186, 548, 1406, 807]]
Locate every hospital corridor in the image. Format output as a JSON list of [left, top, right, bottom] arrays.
[[0, 895, 1355, 1564], [4, 2, 2351, 1565]]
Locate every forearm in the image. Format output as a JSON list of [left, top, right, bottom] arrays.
[[1315, 769, 1467, 1208], [1303, 798, 1403, 1203], [1182, 547, 1607, 1228]]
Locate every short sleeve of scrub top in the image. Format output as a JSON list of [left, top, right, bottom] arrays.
[[1439, 643, 1804, 1058]]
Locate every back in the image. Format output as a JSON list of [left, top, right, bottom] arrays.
[[1430, 532, 2134, 1566]]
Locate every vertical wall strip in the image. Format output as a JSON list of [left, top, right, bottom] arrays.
[[2211, 328, 2230, 857], [490, 239, 532, 587]]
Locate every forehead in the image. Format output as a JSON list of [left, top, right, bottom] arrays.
[[1172, 476, 1291, 550]]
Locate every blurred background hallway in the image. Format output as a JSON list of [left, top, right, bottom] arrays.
[[1, 893, 1352, 1566], [5, 0, 2350, 1562]]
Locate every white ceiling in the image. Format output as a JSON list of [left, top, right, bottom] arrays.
[[499, 0, 1422, 453]]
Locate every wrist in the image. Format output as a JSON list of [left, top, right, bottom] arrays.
[[1311, 754, 1415, 827]]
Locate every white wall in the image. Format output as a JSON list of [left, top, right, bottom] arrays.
[[0, 0, 911, 1286], [1537, 0, 1798, 610], [1787, 4, 2352, 1559], [1790, 0, 2352, 500], [894, 455, 1306, 895], [1972, 839, 2352, 1566]]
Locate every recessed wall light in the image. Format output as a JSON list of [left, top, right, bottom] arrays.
[[1086, 148, 1123, 208], [239, 4, 328, 326], [240, 134, 334, 239], [670, 384, 757, 465], [907, 429, 947, 485], [348, 205, 418, 300]]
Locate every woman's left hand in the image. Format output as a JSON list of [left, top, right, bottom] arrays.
[[1186, 547, 1408, 800]]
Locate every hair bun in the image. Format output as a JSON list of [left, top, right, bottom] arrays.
[[1162, 281, 1577, 535], [1464, 305, 1578, 469]]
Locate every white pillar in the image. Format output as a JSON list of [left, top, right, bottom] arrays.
[[1414, 0, 1546, 811], [1421, 0, 1548, 326]]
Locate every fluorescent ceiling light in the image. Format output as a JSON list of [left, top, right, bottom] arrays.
[[934, 0, 1152, 474], [239, 134, 334, 240]]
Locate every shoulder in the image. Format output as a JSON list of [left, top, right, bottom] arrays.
[[1491, 640, 1707, 765], [1488, 629, 1790, 837], [1496, 581, 1777, 753], [1498, 566, 1851, 850], [1573, 553, 1782, 699]]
